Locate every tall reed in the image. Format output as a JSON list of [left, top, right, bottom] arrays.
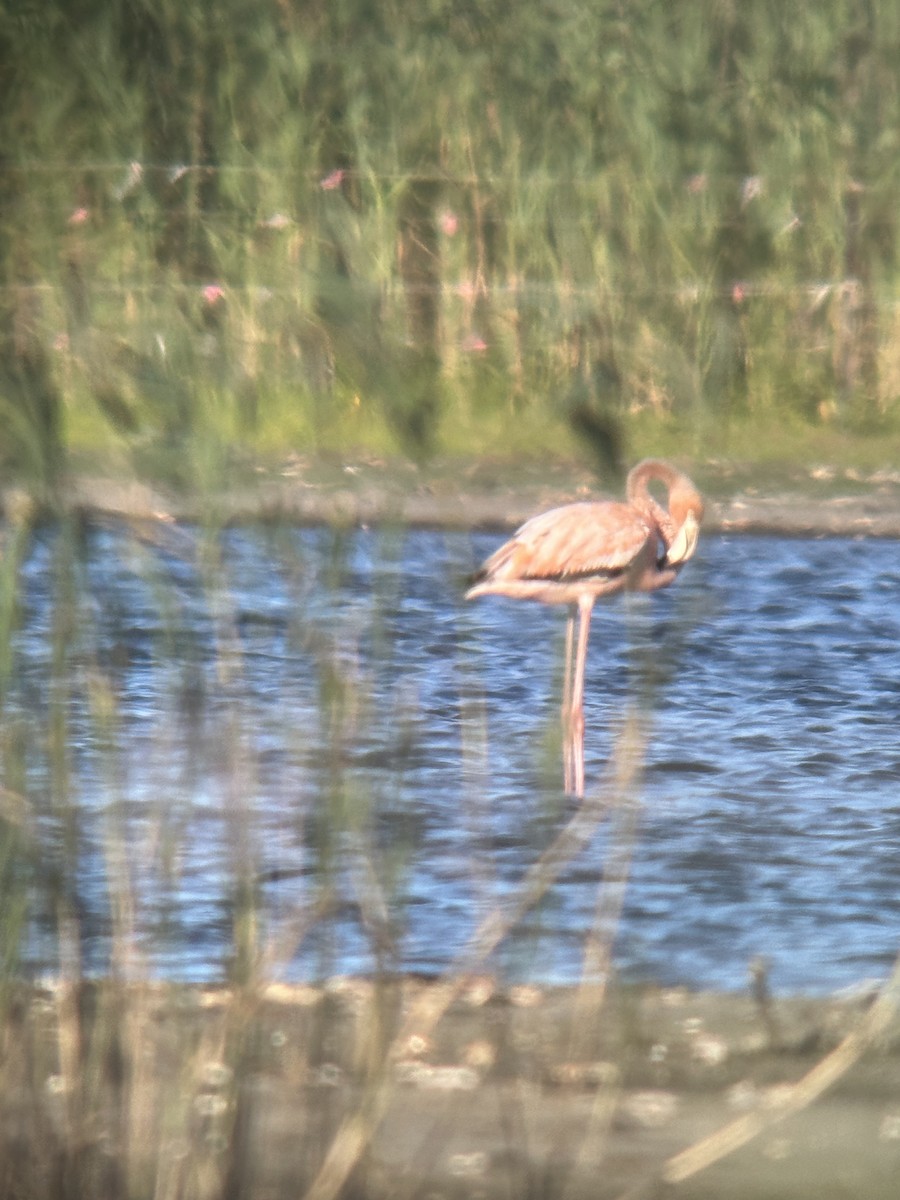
[[3, 1, 900, 484]]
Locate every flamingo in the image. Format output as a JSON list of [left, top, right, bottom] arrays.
[[466, 459, 704, 796]]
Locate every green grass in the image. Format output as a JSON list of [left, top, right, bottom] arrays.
[[2, 2, 900, 494]]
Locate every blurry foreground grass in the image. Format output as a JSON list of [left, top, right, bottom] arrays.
[[0, 508, 898, 1200], [2, 950, 900, 1199]]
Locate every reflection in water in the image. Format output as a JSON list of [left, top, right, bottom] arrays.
[[5, 523, 900, 993]]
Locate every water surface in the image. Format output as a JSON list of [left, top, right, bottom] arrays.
[[7, 522, 900, 994]]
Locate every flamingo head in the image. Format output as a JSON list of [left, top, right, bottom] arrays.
[[665, 482, 704, 565]]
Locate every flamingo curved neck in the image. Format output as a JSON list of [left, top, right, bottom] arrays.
[[626, 459, 683, 546]]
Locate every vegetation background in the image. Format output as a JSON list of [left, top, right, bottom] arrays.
[[3, 0, 900, 494]]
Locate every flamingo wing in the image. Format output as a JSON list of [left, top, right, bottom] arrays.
[[479, 501, 655, 583]]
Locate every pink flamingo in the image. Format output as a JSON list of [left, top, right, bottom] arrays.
[[467, 459, 704, 796]]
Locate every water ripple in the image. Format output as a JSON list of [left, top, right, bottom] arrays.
[[7, 524, 900, 994]]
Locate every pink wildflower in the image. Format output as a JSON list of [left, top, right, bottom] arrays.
[[202, 284, 226, 306], [741, 175, 763, 206], [319, 168, 345, 191], [68, 207, 89, 226], [439, 209, 459, 237], [114, 161, 144, 200]]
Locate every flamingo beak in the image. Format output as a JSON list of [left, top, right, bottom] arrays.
[[666, 510, 700, 566]]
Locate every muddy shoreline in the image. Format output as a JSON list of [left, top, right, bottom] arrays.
[[13, 974, 898, 1200], [7, 460, 900, 537], [253, 973, 900, 1199]]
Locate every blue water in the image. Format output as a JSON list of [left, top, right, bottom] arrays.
[[7, 521, 900, 994]]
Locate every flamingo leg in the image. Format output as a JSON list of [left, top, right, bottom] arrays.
[[562, 605, 577, 793], [569, 597, 594, 798]]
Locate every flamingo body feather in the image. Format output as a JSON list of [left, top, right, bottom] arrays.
[[466, 459, 703, 795]]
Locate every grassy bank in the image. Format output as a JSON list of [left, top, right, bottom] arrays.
[[3, 2, 900, 491]]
